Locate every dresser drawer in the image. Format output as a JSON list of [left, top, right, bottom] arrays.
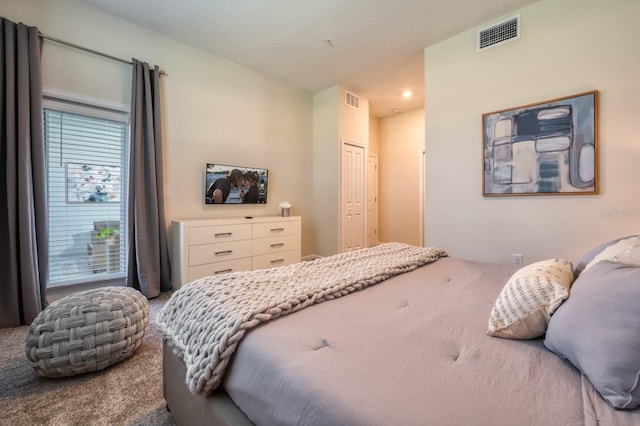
[[189, 224, 251, 246], [188, 240, 251, 266], [172, 216, 301, 290], [252, 249, 300, 270], [252, 234, 299, 256], [252, 221, 297, 239], [188, 257, 252, 281]]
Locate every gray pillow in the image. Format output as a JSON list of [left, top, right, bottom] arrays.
[[544, 260, 640, 410], [573, 235, 636, 277]]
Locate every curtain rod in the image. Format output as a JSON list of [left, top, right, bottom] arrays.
[[38, 32, 167, 76]]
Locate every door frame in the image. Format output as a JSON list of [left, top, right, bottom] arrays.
[[418, 149, 425, 247], [366, 153, 379, 247]]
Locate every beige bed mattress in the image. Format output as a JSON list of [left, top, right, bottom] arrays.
[[163, 256, 640, 425]]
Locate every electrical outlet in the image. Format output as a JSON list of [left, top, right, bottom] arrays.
[[512, 254, 523, 267]]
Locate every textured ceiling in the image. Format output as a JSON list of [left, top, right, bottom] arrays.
[[77, 0, 537, 117]]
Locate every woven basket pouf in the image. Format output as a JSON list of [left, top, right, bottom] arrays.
[[25, 286, 149, 378]]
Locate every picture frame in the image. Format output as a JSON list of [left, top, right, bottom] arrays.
[[66, 162, 121, 203], [482, 90, 598, 196]]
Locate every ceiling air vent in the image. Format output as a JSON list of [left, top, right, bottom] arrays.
[[345, 91, 360, 110], [477, 14, 521, 51]]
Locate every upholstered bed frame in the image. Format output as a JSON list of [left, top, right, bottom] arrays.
[[159, 240, 640, 425], [163, 339, 252, 425]]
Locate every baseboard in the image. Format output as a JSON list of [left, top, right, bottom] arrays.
[[301, 255, 322, 262]]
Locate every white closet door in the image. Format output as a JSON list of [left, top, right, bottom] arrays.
[[342, 141, 365, 252]]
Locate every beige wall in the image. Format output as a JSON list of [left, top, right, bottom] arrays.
[[3, 0, 315, 257], [312, 87, 340, 256], [425, 0, 640, 264], [378, 108, 425, 245], [312, 86, 370, 256], [369, 115, 380, 155], [10, 0, 637, 265], [337, 87, 370, 146]]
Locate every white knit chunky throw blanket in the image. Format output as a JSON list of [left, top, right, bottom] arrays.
[[156, 242, 447, 395]]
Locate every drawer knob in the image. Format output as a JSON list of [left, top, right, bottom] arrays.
[[215, 250, 233, 256], [270, 228, 285, 232], [270, 243, 285, 248], [270, 259, 284, 265], [214, 232, 233, 238], [214, 269, 232, 274]]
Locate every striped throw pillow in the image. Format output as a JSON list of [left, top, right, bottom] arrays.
[[487, 259, 574, 339]]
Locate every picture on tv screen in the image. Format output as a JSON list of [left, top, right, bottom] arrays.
[[205, 163, 268, 204]]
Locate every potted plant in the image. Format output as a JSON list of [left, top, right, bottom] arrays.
[[96, 227, 116, 244]]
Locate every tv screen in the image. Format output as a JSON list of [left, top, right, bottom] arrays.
[[205, 163, 268, 204]]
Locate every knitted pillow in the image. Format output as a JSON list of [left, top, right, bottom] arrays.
[[583, 236, 640, 272], [573, 235, 636, 277], [487, 259, 574, 339]]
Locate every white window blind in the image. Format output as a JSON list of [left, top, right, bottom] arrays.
[[44, 99, 129, 287]]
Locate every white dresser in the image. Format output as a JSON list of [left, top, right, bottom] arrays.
[[171, 216, 301, 290]]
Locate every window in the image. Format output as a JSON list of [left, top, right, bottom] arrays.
[[44, 91, 130, 288]]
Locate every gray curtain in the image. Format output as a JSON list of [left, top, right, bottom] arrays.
[[0, 18, 47, 328], [128, 59, 170, 298]]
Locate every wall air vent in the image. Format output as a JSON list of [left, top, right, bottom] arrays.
[[477, 14, 521, 51], [345, 91, 360, 110]]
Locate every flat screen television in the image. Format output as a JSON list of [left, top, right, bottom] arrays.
[[205, 163, 268, 204]]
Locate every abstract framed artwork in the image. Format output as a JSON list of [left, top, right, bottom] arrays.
[[66, 162, 122, 203], [483, 91, 598, 196]]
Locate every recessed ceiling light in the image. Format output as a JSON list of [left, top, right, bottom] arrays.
[[392, 108, 401, 113], [402, 90, 413, 99]]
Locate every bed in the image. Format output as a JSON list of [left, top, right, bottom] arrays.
[[158, 240, 640, 426]]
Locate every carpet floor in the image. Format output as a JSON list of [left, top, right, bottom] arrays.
[[0, 292, 176, 426]]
